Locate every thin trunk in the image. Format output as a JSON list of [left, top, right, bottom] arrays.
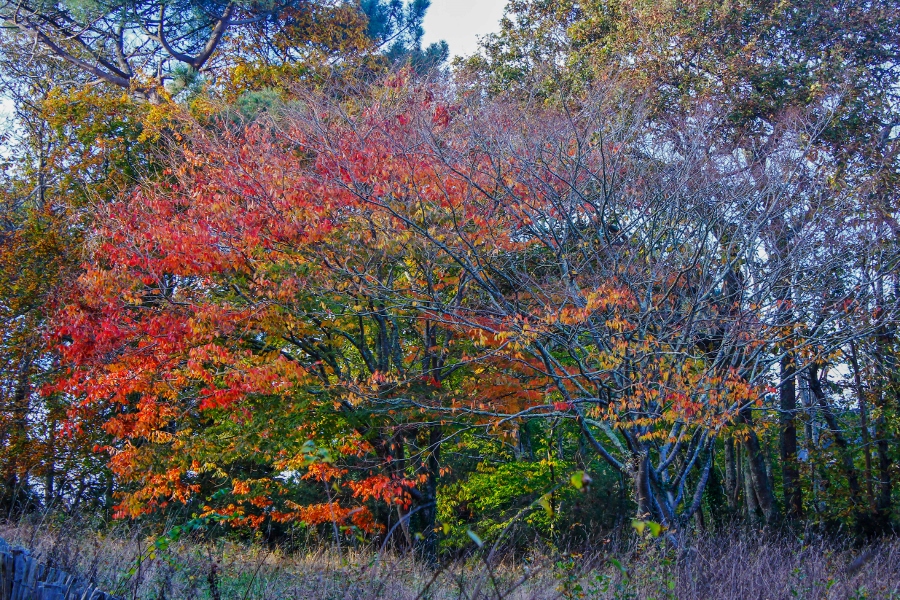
[[635, 453, 654, 520], [802, 377, 819, 514], [518, 420, 535, 460], [849, 340, 876, 510], [872, 275, 894, 518], [735, 442, 745, 516], [743, 451, 760, 521], [780, 353, 802, 519], [724, 435, 738, 513], [740, 408, 778, 524], [420, 425, 441, 567], [104, 470, 115, 516], [874, 324, 894, 518], [394, 435, 411, 549], [705, 454, 727, 530], [694, 502, 706, 531], [3, 352, 32, 516], [807, 363, 862, 508], [45, 417, 56, 508]]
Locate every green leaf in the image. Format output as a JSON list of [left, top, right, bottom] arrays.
[[570, 471, 584, 490], [538, 493, 553, 517], [631, 519, 646, 535], [632, 519, 662, 537], [570, 470, 592, 490]]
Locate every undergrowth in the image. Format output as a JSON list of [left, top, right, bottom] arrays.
[[1, 518, 898, 599]]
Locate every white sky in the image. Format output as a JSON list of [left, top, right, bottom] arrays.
[[421, 0, 508, 59]]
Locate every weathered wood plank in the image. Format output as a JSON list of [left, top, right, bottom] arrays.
[[0, 538, 121, 600]]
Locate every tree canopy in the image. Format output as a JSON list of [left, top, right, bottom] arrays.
[[0, 0, 899, 567], [1, 0, 446, 95]]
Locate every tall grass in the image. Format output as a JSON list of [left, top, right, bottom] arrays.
[[1, 518, 898, 599]]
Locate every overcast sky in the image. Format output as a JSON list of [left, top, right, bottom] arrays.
[[421, 0, 508, 59]]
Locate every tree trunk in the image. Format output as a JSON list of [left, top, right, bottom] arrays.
[[517, 420, 535, 460], [807, 363, 862, 509], [874, 323, 894, 519], [420, 425, 441, 567], [740, 409, 779, 524], [635, 453, 654, 520], [2, 352, 32, 517], [780, 353, 802, 520], [724, 435, 738, 514], [743, 452, 760, 521], [849, 340, 876, 511]]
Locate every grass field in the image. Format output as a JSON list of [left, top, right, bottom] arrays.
[[2, 519, 898, 599]]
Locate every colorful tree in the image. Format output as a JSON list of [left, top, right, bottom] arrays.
[[50, 77, 874, 550], [463, 0, 900, 528], [0, 33, 157, 515], [1, 0, 446, 98], [52, 82, 486, 559]]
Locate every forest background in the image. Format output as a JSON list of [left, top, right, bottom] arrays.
[[1, 0, 899, 598]]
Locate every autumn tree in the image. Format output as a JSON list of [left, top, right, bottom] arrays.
[[462, 0, 900, 528], [0, 0, 451, 524], [1, 0, 446, 98], [48, 73, 885, 554], [0, 33, 150, 515], [9, 0, 897, 553], [52, 80, 494, 561]]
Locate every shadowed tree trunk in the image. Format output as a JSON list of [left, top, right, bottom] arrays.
[[849, 340, 877, 511], [874, 322, 894, 520], [724, 435, 738, 515], [635, 453, 654, 520], [740, 408, 779, 524], [419, 424, 441, 567], [807, 363, 862, 510], [1, 352, 33, 517], [743, 451, 760, 521], [780, 353, 802, 520]]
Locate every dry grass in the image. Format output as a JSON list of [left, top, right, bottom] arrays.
[[643, 533, 900, 599], [1, 519, 898, 599]]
